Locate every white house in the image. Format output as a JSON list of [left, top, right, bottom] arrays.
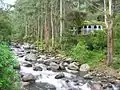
[[81, 25, 103, 35]]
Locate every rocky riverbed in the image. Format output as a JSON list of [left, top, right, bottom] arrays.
[[11, 43, 120, 90]]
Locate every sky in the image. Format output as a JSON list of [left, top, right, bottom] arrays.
[[4, 0, 16, 5]]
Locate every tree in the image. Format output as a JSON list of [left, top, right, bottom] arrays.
[[0, 9, 12, 42], [107, 0, 113, 66]]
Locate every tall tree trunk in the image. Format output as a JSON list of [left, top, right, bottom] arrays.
[[40, 3, 43, 42], [104, 0, 108, 28], [107, 0, 113, 66], [44, 1, 49, 50], [51, 3, 54, 48], [60, 0, 63, 44], [37, 16, 40, 49]]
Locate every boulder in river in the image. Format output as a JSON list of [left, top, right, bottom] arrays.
[[23, 62, 32, 67], [49, 62, 60, 71], [55, 73, 65, 79], [38, 55, 47, 59], [65, 67, 78, 74], [59, 62, 65, 70], [22, 73, 36, 82], [68, 62, 79, 71], [37, 58, 44, 63], [91, 83, 103, 90], [33, 66, 43, 71], [80, 64, 90, 72], [43, 60, 51, 66], [31, 49, 38, 54], [22, 43, 31, 49], [83, 73, 93, 80], [21, 82, 30, 87], [25, 53, 37, 62]]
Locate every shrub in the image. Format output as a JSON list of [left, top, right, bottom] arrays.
[[111, 55, 120, 69], [0, 44, 19, 90], [66, 30, 106, 67]]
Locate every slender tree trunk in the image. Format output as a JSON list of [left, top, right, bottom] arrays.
[[44, 1, 49, 50], [107, 0, 113, 66], [51, 3, 54, 48], [40, 4, 43, 42], [37, 16, 40, 49], [60, 0, 63, 44], [104, 0, 108, 28]]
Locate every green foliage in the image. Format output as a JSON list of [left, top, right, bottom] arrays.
[[62, 30, 106, 67], [112, 14, 120, 69], [34, 40, 45, 50], [114, 14, 120, 55], [61, 29, 79, 56], [0, 44, 19, 90], [111, 55, 120, 69], [0, 10, 12, 42], [66, 10, 87, 26]]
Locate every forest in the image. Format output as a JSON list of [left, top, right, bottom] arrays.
[[0, 0, 120, 90]]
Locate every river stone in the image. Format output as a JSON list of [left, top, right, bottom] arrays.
[[25, 53, 37, 62], [21, 82, 30, 87], [20, 72, 28, 77], [47, 66, 51, 70], [65, 67, 78, 74], [14, 43, 21, 48], [22, 74, 35, 82], [80, 64, 90, 72], [31, 49, 38, 54], [59, 62, 65, 70], [45, 83, 56, 90], [33, 66, 43, 71], [43, 60, 51, 66], [91, 83, 103, 90], [55, 73, 65, 79], [38, 55, 47, 59], [17, 52, 24, 57], [22, 43, 30, 49], [68, 62, 79, 71], [23, 62, 32, 67], [37, 58, 44, 63], [83, 73, 93, 80], [49, 62, 59, 71], [63, 62, 69, 67]]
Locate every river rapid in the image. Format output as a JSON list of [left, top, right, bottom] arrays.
[[11, 43, 120, 90]]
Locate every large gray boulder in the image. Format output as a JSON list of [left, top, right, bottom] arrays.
[[21, 82, 30, 87], [22, 43, 30, 49], [68, 62, 79, 71], [65, 67, 78, 74], [80, 64, 90, 72], [55, 73, 65, 79], [22, 74, 36, 82], [49, 62, 60, 71], [22, 62, 32, 67], [91, 83, 103, 90], [33, 66, 43, 71], [25, 53, 37, 62]]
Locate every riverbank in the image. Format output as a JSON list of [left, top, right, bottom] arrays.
[[11, 43, 120, 90]]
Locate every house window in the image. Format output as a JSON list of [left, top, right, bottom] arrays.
[[94, 25, 97, 28], [78, 27, 81, 34], [84, 25, 87, 28], [98, 26, 101, 29], [88, 25, 91, 28]]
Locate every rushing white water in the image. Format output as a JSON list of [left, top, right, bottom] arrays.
[[19, 58, 82, 90]]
